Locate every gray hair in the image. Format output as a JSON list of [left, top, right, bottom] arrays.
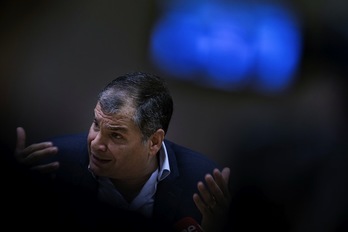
[[97, 72, 174, 141]]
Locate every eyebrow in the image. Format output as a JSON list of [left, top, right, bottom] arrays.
[[94, 116, 129, 132], [106, 125, 128, 133]]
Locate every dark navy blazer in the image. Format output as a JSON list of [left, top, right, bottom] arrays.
[[46, 132, 221, 229]]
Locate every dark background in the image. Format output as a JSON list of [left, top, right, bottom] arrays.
[[1, 0, 347, 231]]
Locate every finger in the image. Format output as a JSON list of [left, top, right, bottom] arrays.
[[193, 192, 206, 214], [16, 127, 26, 153], [205, 172, 224, 203], [200, 176, 219, 207], [24, 142, 56, 157], [30, 161, 60, 173], [22, 145, 58, 165], [213, 167, 230, 197], [221, 167, 230, 183], [15, 127, 56, 163], [194, 183, 214, 215]]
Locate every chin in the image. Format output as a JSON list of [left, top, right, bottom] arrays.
[[89, 162, 100, 175]]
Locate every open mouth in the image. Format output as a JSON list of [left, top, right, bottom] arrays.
[[91, 154, 111, 164]]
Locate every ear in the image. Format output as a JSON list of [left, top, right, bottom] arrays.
[[148, 129, 165, 156]]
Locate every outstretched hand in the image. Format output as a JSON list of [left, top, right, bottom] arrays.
[[193, 167, 231, 232], [15, 127, 59, 173]]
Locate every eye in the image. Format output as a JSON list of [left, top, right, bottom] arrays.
[[111, 132, 122, 139], [93, 119, 99, 129]]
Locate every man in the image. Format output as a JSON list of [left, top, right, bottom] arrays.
[[14, 72, 231, 231]]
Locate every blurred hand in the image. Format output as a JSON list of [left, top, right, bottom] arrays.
[[193, 167, 231, 232], [15, 127, 59, 173]]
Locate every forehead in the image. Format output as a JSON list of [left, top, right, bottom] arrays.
[[94, 103, 136, 127]]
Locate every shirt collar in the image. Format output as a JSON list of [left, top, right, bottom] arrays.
[[158, 141, 170, 181]]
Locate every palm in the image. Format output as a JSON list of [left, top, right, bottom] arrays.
[[193, 167, 231, 232]]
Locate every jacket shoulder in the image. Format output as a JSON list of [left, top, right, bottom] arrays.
[[164, 139, 220, 172]]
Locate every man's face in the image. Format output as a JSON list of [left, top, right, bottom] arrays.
[[87, 103, 152, 180]]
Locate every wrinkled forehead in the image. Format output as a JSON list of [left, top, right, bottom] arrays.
[[95, 102, 135, 121]]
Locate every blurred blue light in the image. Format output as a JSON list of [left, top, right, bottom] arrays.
[[149, 2, 302, 92], [254, 6, 302, 92], [150, 13, 201, 79]]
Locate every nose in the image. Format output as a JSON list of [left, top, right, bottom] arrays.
[[90, 131, 107, 152]]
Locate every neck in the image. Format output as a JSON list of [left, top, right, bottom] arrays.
[[111, 157, 159, 203]]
